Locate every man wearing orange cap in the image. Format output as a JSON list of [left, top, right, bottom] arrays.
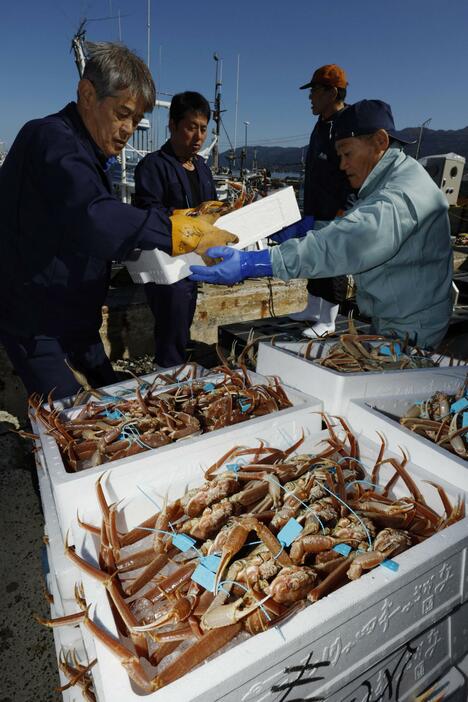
[[290, 64, 353, 336]]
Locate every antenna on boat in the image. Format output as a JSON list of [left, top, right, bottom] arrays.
[[71, 20, 88, 78], [147, 0, 151, 68], [212, 53, 223, 173], [234, 54, 240, 168]]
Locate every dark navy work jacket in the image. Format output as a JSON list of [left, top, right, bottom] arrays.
[[0, 102, 172, 337], [303, 109, 353, 220], [134, 141, 217, 219]]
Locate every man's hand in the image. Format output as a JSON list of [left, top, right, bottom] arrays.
[[189, 246, 273, 284], [269, 215, 315, 244], [171, 213, 238, 258]]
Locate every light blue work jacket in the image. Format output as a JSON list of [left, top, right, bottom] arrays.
[[271, 147, 453, 348]]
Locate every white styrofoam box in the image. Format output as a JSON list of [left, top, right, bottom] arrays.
[[124, 186, 300, 284], [35, 370, 321, 537], [53, 362, 208, 410], [73, 430, 468, 702], [347, 389, 468, 491], [256, 339, 467, 415], [37, 448, 82, 612], [38, 459, 104, 701]]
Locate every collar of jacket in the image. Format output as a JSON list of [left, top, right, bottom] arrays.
[[160, 140, 203, 170], [159, 140, 204, 207], [358, 145, 405, 199], [62, 102, 110, 170]]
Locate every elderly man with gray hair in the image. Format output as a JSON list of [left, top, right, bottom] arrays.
[[0, 42, 235, 398]]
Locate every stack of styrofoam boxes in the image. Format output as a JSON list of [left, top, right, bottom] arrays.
[[33, 363, 209, 700], [256, 337, 467, 415], [33, 368, 322, 700], [70, 426, 468, 702], [34, 429, 103, 701]]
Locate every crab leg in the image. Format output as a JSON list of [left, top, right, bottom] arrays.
[[34, 610, 86, 628]]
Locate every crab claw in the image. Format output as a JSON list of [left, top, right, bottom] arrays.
[[201, 592, 271, 631], [213, 523, 249, 591]]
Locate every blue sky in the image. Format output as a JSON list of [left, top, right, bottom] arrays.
[[2, 0, 468, 152]]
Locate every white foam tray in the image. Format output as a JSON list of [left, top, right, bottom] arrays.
[[347, 384, 468, 490], [73, 427, 468, 702], [34, 369, 322, 538], [124, 186, 300, 284], [256, 339, 467, 415]]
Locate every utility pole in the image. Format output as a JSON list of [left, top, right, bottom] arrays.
[[212, 53, 222, 173], [415, 117, 432, 160]]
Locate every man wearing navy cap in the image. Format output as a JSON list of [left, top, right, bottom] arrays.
[[190, 100, 453, 349]]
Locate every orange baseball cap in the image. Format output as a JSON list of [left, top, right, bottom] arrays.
[[300, 64, 348, 90]]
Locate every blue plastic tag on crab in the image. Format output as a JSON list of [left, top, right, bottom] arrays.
[[333, 543, 352, 557], [172, 533, 196, 553], [200, 554, 221, 573], [381, 559, 399, 572], [238, 398, 251, 413], [451, 397, 468, 413], [277, 518, 303, 547], [140, 382, 150, 391], [380, 343, 401, 357], [203, 383, 216, 392], [463, 412, 468, 428], [191, 563, 216, 592], [102, 409, 123, 419], [226, 463, 240, 474]]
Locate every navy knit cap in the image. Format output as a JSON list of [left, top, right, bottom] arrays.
[[334, 100, 414, 144]]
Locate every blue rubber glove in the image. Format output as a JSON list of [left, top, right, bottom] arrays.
[[269, 215, 315, 244], [189, 246, 273, 284]]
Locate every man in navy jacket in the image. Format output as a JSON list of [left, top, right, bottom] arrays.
[[135, 92, 217, 367], [0, 44, 233, 398]]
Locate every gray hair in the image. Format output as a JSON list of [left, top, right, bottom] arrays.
[[83, 42, 156, 112]]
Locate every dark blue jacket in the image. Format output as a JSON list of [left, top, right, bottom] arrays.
[[0, 102, 172, 337], [134, 141, 217, 220], [303, 109, 353, 220]]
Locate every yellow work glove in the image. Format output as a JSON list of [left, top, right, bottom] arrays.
[[172, 201, 225, 219], [171, 214, 239, 263]]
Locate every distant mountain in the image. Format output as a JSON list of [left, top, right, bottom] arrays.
[[219, 127, 468, 173]]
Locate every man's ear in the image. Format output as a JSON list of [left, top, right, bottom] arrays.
[[77, 78, 96, 108], [374, 129, 390, 151]]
